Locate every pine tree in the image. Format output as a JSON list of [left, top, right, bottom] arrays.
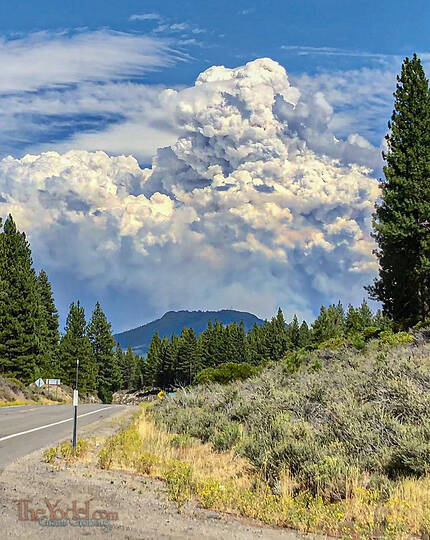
[[115, 343, 126, 389], [36, 270, 59, 377], [121, 345, 137, 390], [176, 327, 200, 386], [359, 300, 374, 328], [297, 321, 311, 348], [225, 322, 248, 363], [199, 321, 215, 368], [157, 337, 175, 388], [288, 314, 300, 349], [87, 302, 121, 403], [345, 304, 360, 333], [0, 215, 40, 382], [374, 309, 391, 329], [368, 54, 430, 326], [312, 304, 345, 344], [131, 353, 143, 389], [247, 322, 270, 365], [145, 332, 162, 387], [59, 301, 97, 394], [268, 308, 290, 360], [345, 301, 373, 333]]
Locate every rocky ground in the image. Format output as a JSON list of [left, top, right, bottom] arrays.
[[0, 374, 102, 405], [0, 407, 311, 539], [112, 389, 161, 405]]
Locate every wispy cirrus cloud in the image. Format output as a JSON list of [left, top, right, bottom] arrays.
[[0, 30, 180, 94], [281, 45, 400, 62], [0, 29, 185, 159], [129, 13, 162, 22]]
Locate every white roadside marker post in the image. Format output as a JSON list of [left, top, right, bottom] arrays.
[[72, 358, 79, 448]]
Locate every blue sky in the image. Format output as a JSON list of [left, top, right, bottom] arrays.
[[0, 1, 428, 331]]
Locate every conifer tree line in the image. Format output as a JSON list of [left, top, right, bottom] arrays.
[[0, 214, 125, 402], [139, 302, 389, 390]]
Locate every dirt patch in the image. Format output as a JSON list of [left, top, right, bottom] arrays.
[[0, 408, 309, 539]]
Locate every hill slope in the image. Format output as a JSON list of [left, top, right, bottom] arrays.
[[114, 310, 264, 354]]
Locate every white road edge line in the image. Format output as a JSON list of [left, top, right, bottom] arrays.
[[0, 406, 113, 442]]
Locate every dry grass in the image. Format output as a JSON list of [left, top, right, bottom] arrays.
[[136, 406, 254, 488], [0, 399, 34, 407], [95, 406, 430, 537], [92, 331, 430, 537]]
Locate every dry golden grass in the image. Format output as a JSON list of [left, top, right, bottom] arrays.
[[0, 399, 33, 407], [136, 406, 254, 489], [95, 406, 430, 538]]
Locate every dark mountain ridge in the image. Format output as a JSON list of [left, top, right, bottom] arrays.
[[114, 309, 264, 355]]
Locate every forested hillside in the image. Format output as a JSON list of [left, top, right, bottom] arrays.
[[114, 309, 264, 354]]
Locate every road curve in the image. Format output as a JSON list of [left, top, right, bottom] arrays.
[[0, 403, 127, 470]]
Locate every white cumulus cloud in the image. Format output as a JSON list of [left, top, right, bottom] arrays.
[[0, 58, 380, 329]]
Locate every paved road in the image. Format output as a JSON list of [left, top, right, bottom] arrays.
[[0, 403, 126, 470]]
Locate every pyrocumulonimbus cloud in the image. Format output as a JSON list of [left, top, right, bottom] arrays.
[[0, 58, 380, 325]]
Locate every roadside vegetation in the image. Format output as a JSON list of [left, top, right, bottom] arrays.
[[94, 328, 430, 539], [0, 374, 71, 405], [43, 439, 90, 464]]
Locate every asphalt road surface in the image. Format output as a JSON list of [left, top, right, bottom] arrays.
[[0, 403, 126, 470]]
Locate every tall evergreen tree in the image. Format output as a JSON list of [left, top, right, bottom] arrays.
[[157, 336, 175, 388], [297, 321, 311, 348], [288, 314, 300, 349], [225, 322, 248, 363], [312, 304, 345, 344], [59, 301, 97, 394], [176, 327, 200, 386], [247, 322, 270, 364], [36, 269, 59, 377], [268, 308, 290, 360], [121, 345, 137, 390], [0, 215, 40, 382], [345, 301, 374, 333], [144, 332, 162, 386], [87, 302, 121, 402], [368, 54, 430, 326], [199, 320, 216, 368], [115, 343, 126, 388]]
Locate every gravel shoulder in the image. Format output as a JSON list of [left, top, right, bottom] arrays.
[[0, 407, 312, 539]]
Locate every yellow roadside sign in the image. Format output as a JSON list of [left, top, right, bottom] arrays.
[[157, 390, 165, 399]]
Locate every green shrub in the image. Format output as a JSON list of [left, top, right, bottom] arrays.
[[3, 376, 25, 391], [317, 336, 347, 351], [98, 447, 112, 470], [153, 336, 430, 504], [282, 349, 308, 373], [378, 330, 414, 347], [135, 452, 159, 474], [43, 446, 57, 464], [348, 332, 366, 350], [387, 423, 430, 478], [304, 456, 356, 501], [195, 362, 259, 385], [59, 439, 89, 462], [210, 421, 241, 452], [362, 326, 384, 340], [164, 459, 194, 510]]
